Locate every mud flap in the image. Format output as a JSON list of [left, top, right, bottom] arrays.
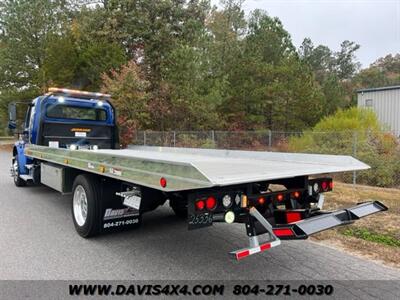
[[100, 181, 141, 233], [101, 206, 141, 233], [273, 201, 388, 239]]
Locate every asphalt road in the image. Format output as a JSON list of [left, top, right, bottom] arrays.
[[0, 150, 399, 297]]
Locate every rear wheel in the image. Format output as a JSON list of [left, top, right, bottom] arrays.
[[13, 155, 26, 187], [72, 174, 101, 238]]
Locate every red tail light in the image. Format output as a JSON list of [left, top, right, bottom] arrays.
[[276, 194, 284, 202], [286, 212, 302, 223], [292, 191, 301, 199], [321, 181, 328, 191], [273, 228, 295, 237], [195, 200, 205, 211], [258, 197, 265, 205], [160, 177, 167, 188], [206, 197, 217, 210]]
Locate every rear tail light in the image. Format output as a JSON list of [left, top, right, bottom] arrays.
[[206, 196, 217, 210], [195, 200, 205, 211], [292, 191, 301, 199], [321, 181, 328, 191], [276, 194, 284, 202], [273, 228, 295, 237], [286, 212, 302, 223], [160, 177, 167, 188], [258, 197, 265, 205]]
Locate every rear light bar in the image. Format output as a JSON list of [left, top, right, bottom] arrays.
[[248, 189, 305, 207]]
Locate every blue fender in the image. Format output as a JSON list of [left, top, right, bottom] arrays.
[[13, 141, 28, 175]]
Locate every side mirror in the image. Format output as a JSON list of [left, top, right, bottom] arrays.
[[8, 102, 16, 122], [8, 102, 17, 130], [8, 121, 16, 130]]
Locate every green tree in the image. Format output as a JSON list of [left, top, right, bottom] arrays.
[[101, 61, 151, 145], [220, 10, 322, 131], [353, 53, 400, 89], [289, 107, 400, 187], [0, 0, 70, 91]]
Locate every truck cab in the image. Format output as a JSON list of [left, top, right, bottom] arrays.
[[9, 88, 119, 185]]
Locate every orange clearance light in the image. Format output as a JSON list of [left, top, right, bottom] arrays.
[[206, 197, 217, 210], [329, 181, 334, 189], [160, 177, 167, 188], [258, 197, 265, 205], [276, 194, 284, 202], [195, 200, 205, 211], [241, 195, 248, 208]]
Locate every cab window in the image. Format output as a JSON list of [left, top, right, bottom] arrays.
[[46, 105, 107, 121]]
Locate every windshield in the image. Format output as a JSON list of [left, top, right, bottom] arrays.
[[46, 104, 107, 122]]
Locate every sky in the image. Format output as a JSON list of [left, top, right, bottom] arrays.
[[212, 0, 400, 68]]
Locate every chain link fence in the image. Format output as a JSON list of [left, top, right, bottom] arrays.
[[130, 130, 400, 188]]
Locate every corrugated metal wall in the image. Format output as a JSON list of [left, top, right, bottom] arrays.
[[357, 88, 400, 136]]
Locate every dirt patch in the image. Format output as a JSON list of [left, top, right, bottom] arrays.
[[0, 144, 13, 152], [311, 182, 400, 268]]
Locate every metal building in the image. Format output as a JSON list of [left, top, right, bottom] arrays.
[[357, 85, 400, 136]]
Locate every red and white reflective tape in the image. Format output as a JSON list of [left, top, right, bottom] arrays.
[[232, 240, 281, 260]]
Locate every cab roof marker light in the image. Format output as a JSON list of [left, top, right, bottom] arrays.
[[48, 87, 111, 99]]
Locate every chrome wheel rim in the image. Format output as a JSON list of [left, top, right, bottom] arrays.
[[13, 161, 19, 182], [73, 185, 88, 226]]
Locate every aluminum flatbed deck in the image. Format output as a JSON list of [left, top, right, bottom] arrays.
[[25, 145, 369, 192]]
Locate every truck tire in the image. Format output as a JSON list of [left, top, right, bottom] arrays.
[[72, 174, 101, 238], [169, 196, 187, 219], [13, 155, 26, 187]]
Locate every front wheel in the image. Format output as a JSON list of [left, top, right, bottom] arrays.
[[13, 155, 26, 187], [72, 174, 101, 238]]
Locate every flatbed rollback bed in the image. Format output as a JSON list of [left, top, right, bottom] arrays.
[[23, 144, 387, 260], [8, 88, 388, 260]]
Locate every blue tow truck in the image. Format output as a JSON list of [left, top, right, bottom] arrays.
[[7, 87, 387, 260]]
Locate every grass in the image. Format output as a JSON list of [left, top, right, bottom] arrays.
[[341, 228, 400, 248], [311, 182, 400, 268]]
